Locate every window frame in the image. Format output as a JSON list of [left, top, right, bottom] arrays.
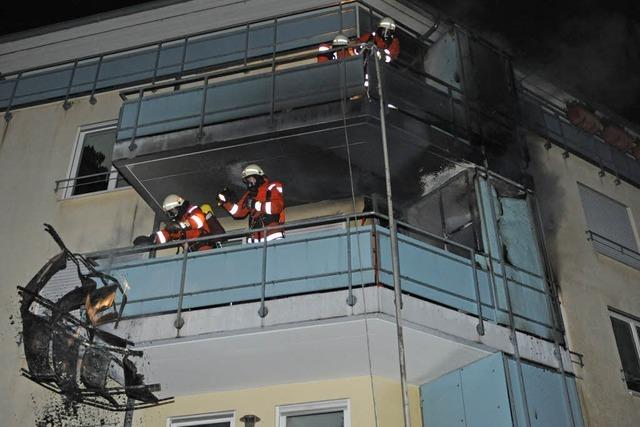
[[166, 410, 235, 427], [276, 399, 350, 427], [609, 309, 640, 396], [63, 120, 123, 199]]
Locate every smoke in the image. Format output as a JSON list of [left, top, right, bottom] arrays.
[[417, 0, 640, 123]]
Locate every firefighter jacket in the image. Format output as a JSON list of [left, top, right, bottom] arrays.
[[222, 178, 285, 243], [356, 32, 400, 62], [317, 43, 355, 63], [154, 204, 211, 249]]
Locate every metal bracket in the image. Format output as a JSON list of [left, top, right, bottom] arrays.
[[258, 306, 269, 318], [346, 294, 357, 306]]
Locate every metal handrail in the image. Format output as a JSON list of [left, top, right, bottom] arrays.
[[53, 171, 128, 194], [586, 230, 640, 260]]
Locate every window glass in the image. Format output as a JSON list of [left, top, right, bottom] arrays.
[[287, 411, 343, 427], [578, 183, 637, 250], [610, 316, 640, 392]]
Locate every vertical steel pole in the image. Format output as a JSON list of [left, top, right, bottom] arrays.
[[3, 72, 21, 122], [197, 76, 209, 141], [89, 55, 103, 105], [174, 242, 189, 336], [346, 216, 356, 306], [151, 43, 162, 86], [471, 248, 485, 335], [373, 50, 411, 427], [62, 61, 78, 110], [128, 88, 144, 151], [243, 23, 251, 70], [270, 18, 279, 125], [258, 233, 269, 318]]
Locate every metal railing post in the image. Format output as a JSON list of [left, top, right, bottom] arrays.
[[270, 18, 279, 125], [89, 56, 103, 105], [454, 27, 472, 133], [151, 43, 163, 86], [128, 88, 144, 151], [3, 72, 20, 122], [196, 77, 209, 141], [374, 51, 412, 427], [258, 233, 269, 318], [346, 216, 357, 306], [470, 249, 485, 335], [62, 61, 78, 110], [174, 243, 189, 335], [243, 23, 250, 69]]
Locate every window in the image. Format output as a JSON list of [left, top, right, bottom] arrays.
[[610, 310, 640, 393], [64, 121, 127, 198], [276, 399, 350, 427], [578, 183, 640, 268], [167, 411, 234, 427]]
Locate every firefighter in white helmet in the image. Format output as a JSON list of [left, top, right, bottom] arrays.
[[356, 17, 400, 88], [217, 164, 285, 243], [134, 194, 214, 251], [317, 33, 355, 63]]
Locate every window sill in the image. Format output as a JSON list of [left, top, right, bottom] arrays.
[[587, 230, 640, 271]]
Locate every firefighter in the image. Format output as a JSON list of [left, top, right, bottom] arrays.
[[357, 17, 400, 63], [317, 34, 354, 63], [217, 164, 285, 243], [154, 194, 213, 251]]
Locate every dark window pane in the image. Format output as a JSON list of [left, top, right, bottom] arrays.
[[287, 411, 343, 427], [73, 128, 117, 195], [611, 317, 640, 392]]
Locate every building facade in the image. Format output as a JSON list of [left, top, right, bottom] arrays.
[[0, 1, 638, 426]]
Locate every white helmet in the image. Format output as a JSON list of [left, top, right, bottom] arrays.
[[332, 33, 349, 47], [241, 164, 264, 179], [162, 194, 185, 218], [378, 17, 396, 31]]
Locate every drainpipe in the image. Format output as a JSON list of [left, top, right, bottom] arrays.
[[374, 49, 412, 427]]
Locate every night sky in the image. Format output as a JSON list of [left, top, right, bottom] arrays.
[[1, 0, 639, 124]]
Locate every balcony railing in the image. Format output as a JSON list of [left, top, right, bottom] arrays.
[[86, 211, 559, 341], [586, 230, 640, 270]]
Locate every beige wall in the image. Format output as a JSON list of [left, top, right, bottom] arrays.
[[0, 92, 156, 425], [527, 133, 640, 427], [137, 376, 422, 427]]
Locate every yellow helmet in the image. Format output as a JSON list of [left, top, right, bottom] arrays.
[[201, 203, 214, 217], [241, 164, 264, 179]]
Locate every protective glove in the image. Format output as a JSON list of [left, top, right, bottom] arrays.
[[133, 235, 155, 246], [217, 188, 236, 204], [244, 196, 257, 210]]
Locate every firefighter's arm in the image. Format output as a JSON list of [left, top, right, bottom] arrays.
[[154, 228, 183, 244], [183, 206, 206, 230], [255, 182, 284, 215], [223, 193, 251, 219], [389, 38, 400, 60]]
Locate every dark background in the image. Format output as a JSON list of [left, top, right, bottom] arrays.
[[1, 0, 639, 124]]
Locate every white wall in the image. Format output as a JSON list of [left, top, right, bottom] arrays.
[[527, 132, 640, 427]]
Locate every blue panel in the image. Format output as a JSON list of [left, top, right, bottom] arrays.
[[507, 358, 585, 427], [117, 56, 365, 140], [421, 353, 512, 427], [420, 368, 466, 427], [460, 354, 513, 427], [377, 228, 497, 322], [497, 198, 543, 276], [105, 227, 373, 317], [0, 79, 17, 107]]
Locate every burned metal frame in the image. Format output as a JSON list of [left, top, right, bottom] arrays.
[[17, 224, 172, 412]]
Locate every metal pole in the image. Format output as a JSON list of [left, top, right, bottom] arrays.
[[151, 43, 162, 86], [62, 61, 78, 110], [243, 23, 250, 69], [270, 18, 279, 125], [174, 242, 189, 336], [258, 233, 269, 318], [122, 397, 135, 427], [129, 88, 144, 152], [346, 216, 356, 306], [3, 72, 21, 122], [89, 56, 103, 105], [197, 76, 209, 141], [373, 50, 411, 427], [470, 248, 485, 335]]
